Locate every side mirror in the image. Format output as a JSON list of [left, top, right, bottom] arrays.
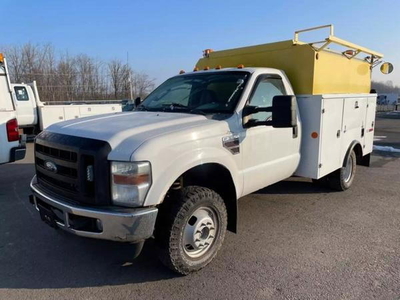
[[134, 97, 141, 107], [271, 95, 297, 128]]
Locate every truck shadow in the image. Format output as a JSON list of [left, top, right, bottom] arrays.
[[255, 178, 335, 195], [0, 163, 179, 290], [0, 230, 179, 289]]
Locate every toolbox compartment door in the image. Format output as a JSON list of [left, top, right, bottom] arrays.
[[318, 97, 344, 177], [363, 97, 377, 155]]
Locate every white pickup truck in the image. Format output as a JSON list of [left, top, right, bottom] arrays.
[[12, 81, 122, 134], [29, 26, 391, 274], [0, 54, 26, 165]]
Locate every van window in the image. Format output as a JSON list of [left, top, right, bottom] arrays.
[[248, 77, 286, 121], [14, 87, 29, 101]]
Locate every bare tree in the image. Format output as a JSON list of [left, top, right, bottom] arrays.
[[132, 72, 155, 99], [1, 42, 155, 102], [108, 59, 131, 99]]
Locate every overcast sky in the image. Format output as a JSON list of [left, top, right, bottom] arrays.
[[2, 0, 399, 86]]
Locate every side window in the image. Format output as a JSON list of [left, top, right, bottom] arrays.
[[248, 77, 286, 121], [14, 87, 29, 101]]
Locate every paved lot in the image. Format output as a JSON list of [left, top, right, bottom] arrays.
[[1, 115, 400, 300]]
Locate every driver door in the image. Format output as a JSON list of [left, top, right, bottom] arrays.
[[241, 74, 300, 195]]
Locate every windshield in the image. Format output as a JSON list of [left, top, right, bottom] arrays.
[[138, 71, 250, 114]]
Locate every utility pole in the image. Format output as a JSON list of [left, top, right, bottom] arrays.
[[127, 52, 133, 101]]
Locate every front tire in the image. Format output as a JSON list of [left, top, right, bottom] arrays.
[[156, 186, 227, 275]]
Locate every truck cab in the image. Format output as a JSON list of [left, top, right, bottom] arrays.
[[0, 54, 26, 164], [12, 82, 38, 129]]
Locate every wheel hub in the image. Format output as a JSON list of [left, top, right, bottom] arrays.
[[344, 155, 353, 183], [183, 207, 218, 258]]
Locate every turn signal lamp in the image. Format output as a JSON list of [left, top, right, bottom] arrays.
[[203, 49, 214, 58], [343, 50, 355, 57], [0, 53, 4, 63], [111, 161, 152, 207]]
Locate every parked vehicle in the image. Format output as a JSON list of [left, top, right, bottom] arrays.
[[0, 54, 26, 165], [12, 81, 122, 134], [29, 25, 392, 274]]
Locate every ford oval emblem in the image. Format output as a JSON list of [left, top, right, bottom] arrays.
[[44, 161, 57, 173]]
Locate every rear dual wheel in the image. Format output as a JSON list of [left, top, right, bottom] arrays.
[[313, 150, 357, 191]]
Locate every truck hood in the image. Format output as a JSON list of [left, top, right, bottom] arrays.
[[46, 112, 218, 160]]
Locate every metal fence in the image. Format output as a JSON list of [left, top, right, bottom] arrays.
[[376, 104, 398, 112]]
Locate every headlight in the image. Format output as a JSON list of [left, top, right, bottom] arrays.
[[111, 161, 151, 207]]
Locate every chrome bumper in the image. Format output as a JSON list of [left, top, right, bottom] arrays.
[[30, 175, 158, 242]]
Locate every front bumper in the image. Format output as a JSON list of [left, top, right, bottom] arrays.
[[30, 175, 158, 242]]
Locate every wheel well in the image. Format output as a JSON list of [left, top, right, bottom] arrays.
[[164, 163, 238, 233], [353, 143, 363, 164]]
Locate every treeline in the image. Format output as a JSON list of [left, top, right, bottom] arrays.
[[2, 43, 155, 102], [371, 80, 400, 94]]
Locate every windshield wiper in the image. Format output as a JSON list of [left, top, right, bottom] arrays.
[[189, 109, 207, 116], [136, 105, 148, 111], [164, 103, 188, 109]]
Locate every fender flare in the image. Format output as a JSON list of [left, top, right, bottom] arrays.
[[343, 140, 362, 167]]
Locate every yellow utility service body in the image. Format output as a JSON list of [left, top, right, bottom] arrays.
[[196, 24, 382, 95]]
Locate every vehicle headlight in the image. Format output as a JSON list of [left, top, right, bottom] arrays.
[[111, 161, 152, 207]]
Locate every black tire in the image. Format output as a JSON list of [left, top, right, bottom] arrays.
[[327, 150, 357, 191], [155, 186, 227, 275]]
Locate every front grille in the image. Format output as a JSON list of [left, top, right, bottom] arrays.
[[36, 157, 78, 178], [35, 132, 112, 206], [36, 144, 78, 162], [38, 172, 78, 193]]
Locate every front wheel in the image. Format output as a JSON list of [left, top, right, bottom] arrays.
[[156, 186, 227, 275]]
